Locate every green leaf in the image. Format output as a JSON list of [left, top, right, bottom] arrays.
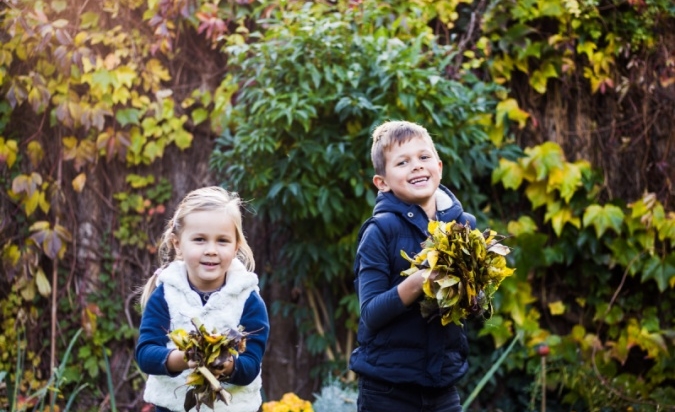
[[116, 108, 141, 127], [51, 0, 68, 12], [191, 108, 209, 125], [583, 204, 624, 238], [126, 173, 155, 188], [548, 162, 582, 203], [173, 129, 193, 150], [89, 69, 115, 92], [529, 61, 558, 94], [544, 201, 581, 237], [593, 302, 624, 325], [478, 315, 513, 348], [522, 142, 565, 182], [641, 254, 675, 292], [655, 214, 675, 242]]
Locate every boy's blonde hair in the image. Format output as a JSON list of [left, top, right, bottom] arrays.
[[371, 120, 440, 176], [139, 186, 255, 309]]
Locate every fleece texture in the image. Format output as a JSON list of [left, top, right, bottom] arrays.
[[139, 259, 267, 412]]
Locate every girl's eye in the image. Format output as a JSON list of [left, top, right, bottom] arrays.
[[193, 237, 205, 242]]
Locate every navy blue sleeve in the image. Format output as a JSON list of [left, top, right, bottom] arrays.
[[135, 285, 177, 376], [461, 212, 477, 229], [229, 291, 270, 386], [356, 223, 408, 332]]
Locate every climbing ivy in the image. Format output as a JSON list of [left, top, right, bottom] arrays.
[[491, 142, 675, 409]]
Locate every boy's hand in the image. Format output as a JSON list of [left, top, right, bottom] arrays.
[[427, 269, 441, 283]]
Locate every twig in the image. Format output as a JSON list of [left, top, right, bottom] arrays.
[[305, 288, 335, 361], [197, 366, 232, 405]]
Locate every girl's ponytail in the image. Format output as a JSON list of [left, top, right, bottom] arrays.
[[139, 218, 176, 310]]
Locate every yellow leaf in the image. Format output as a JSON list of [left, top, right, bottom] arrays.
[[114, 65, 137, 88], [24, 190, 41, 216], [38, 190, 50, 214], [427, 250, 439, 269], [74, 31, 88, 46], [35, 268, 52, 297], [72, 173, 87, 192], [27, 141, 44, 167], [491, 158, 525, 190], [20, 279, 36, 301], [548, 300, 566, 315], [0, 138, 19, 167], [525, 180, 554, 210], [507, 216, 538, 236], [185, 372, 204, 386], [496, 98, 530, 129], [545, 201, 581, 237]]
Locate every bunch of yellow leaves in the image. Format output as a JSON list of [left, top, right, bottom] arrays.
[[168, 317, 250, 411], [401, 220, 515, 326]]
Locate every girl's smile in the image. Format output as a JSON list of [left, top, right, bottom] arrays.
[[172, 210, 239, 292]]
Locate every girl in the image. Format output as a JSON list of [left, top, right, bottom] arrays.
[[135, 186, 270, 412]]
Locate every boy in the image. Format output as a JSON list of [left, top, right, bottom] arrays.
[[349, 120, 476, 412]]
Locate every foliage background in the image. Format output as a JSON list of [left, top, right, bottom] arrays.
[[0, 0, 674, 411]]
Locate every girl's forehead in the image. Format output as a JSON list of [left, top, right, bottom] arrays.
[[181, 210, 235, 232]]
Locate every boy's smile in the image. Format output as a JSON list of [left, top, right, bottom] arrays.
[[373, 135, 443, 218]]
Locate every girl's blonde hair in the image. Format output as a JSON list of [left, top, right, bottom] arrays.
[[370, 120, 439, 176], [139, 186, 255, 309]]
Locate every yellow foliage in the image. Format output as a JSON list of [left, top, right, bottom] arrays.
[[262, 392, 313, 412]]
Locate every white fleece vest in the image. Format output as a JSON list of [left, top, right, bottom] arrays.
[[143, 259, 263, 412]]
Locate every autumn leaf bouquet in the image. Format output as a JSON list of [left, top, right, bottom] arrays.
[[401, 220, 515, 326], [168, 317, 251, 411]]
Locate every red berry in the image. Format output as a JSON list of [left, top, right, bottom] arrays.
[[536, 344, 550, 356]]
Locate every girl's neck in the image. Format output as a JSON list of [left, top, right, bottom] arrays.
[[187, 277, 226, 304]]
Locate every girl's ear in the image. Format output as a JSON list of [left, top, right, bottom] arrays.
[[170, 233, 181, 256], [373, 174, 390, 192]]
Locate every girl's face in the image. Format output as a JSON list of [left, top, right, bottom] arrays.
[[373, 135, 443, 218], [172, 210, 239, 291]]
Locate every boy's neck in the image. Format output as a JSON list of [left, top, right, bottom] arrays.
[[421, 191, 438, 220]]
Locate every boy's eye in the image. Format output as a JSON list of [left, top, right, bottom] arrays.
[[396, 160, 408, 166]]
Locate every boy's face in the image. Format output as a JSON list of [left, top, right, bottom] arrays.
[[373, 135, 443, 212]]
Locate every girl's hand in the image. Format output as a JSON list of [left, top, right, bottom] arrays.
[[211, 355, 235, 379], [166, 349, 190, 373]]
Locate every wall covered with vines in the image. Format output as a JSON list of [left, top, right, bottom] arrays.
[[0, 0, 674, 410]]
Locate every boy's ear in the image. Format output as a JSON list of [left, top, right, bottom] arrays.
[[373, 175, 390, 192]]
